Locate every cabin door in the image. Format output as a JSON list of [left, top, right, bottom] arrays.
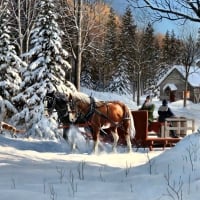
[[170, 91, 175, 102]]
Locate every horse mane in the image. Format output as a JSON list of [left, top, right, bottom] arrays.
[[70, 92, 128, 109], [67, 91, 135, 153], [55, 91, 68, 102], [71, 92, 99, 104]]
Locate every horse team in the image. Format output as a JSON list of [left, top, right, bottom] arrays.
[[0, 90, 136, 153], [46, 91, 136, 153]]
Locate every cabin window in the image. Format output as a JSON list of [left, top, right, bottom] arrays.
[[183, 91, 190, 99]]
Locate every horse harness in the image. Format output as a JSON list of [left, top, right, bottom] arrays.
[[68, 96, 96, 123], [46, 93, 131, 133], [46, 94, 70, 124], [70, 96, 131, 129]]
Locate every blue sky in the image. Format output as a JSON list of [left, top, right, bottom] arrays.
[[109, 0, 199, 35]]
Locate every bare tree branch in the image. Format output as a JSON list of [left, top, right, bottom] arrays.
[[127, 0, 200, 23]]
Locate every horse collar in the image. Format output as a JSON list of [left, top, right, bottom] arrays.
[[84, 96, 96, 120]]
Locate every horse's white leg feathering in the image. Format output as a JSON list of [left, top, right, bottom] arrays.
[[129, 110, 135, 138], [111, 130, 119, 153]]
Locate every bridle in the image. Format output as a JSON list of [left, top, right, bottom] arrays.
[[45, 96, 56, 115], [46, 94, 76, 123], [67, 96, 96, 122], [67, 98, 81, 119]]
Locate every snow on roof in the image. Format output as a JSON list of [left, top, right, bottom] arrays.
[[157, 65, 200, 87], [163, 83, 177, 91]]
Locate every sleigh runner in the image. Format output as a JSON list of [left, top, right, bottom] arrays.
[[58, 113, 194, 150]]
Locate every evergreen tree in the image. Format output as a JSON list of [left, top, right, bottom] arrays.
[[115, 6, 136, 95], [149, 37, 162, 96], [162, 30, 181, 66], [141, 23, 159, 94], [81, 46, 96, 89], [81, 65, 95, 89], [169, 30, 178, 64], [107, 63, 131, 95], [162, 30, 171, 64], [103, 8, 118, 91], [119, 6, 136, 60], [170, 30, 183, 65], [0, 1, 25, 120], [159, 30, 173, 86], [12, 0, 73, 137]]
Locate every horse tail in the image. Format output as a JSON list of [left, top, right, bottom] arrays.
[[122, 104, 135, 139], [128, 109, 135, 139]]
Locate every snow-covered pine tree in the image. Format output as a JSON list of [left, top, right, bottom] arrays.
[[106, 63, 131, 95], [0, 0, 26, 121], [112, 6, 136, 95], [142, 23, 161, 96], [81, 66, 95, 89], [102, 8, 118, 91], [12, 0, 74, 138]]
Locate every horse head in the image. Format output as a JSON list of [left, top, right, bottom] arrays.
[[67, 92, 96, 124], [67, 92, 79, 123], [45, 91, 56, 116], [45, 91, 77, 125]]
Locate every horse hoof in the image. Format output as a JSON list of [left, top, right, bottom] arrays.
[[112, 148, 117, 153], [128, 149, 132, 153]]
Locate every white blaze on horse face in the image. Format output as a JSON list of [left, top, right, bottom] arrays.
[[69, 112, 77, 123], [68, 104, 78, 123], [44, 100, 49, 116], [101, 123, 111, 129]]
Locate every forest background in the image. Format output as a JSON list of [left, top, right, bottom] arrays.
[[0, 0, 200, 137]]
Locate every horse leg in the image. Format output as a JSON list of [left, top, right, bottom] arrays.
[[111, 127, 119, 153], [92, 126, 100, 154], [125, 134, 132, 153], [123, 120, 133, 153], [93, 136, 99, 154], [63, 126, 79, 153], [63, 128, 69, 141]]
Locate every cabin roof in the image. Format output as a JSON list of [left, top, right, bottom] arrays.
[[157, 65, 200, 87], [163, 83, 177, 91]]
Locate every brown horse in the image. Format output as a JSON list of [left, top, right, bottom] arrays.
[[67, 92, 135, 153]]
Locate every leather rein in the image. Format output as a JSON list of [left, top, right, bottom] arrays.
[[46, 95, 130, 130], [70, 97, 129, 128]]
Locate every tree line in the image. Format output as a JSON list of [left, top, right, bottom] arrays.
[[0, 0, 199, 135], [127, 0, 200, 106]]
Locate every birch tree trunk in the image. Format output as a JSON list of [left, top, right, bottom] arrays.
[[75, 0, 82, 91]]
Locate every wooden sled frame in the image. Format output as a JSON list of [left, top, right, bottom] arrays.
[[58, 110, 189, 151], [131, 110, 181, 151]]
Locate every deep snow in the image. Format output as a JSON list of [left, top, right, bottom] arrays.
[[0, 89, 200, 200]]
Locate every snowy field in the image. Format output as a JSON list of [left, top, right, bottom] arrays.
[[0, 89, 200, 200]]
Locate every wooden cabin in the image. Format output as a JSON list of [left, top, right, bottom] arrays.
[[157, 66, 200, 103]]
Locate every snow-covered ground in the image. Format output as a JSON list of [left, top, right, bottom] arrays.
[[0, 89, 200, 200]]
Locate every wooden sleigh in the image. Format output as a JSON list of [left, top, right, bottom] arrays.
[[59, 110, 194, 151], [131, 110, 195, 150], [131, 111, 180, 150], [45, 90, 194, 151]]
